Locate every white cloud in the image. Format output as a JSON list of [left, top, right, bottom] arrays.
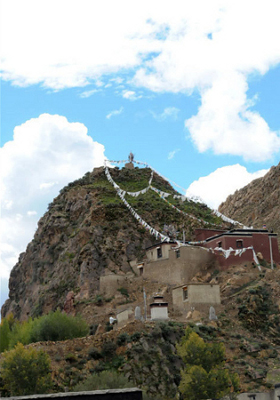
[[106, 107, 124, 119], [39, 182, 58, 190], [122, 90, 142, 101], [80, 89, 100, 98], [186, 164, 268, 209], [168, 149, 180, 160], [110, 77, 124, 85], [152, 107, 180, 122], [27, 211, 37, 216], [185, 73, 280, 161], [1, 0, 280, 160], [0, 114, 105, 283]]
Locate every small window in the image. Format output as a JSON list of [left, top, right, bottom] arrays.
[[157, 247, 162, 258], [183, 286, 188, 300], [236, 240, 243, 248], [218, 241, 222, 248], [247, 395, 256, 400], [176, 249, 180, 258]]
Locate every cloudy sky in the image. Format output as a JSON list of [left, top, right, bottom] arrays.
[[1, 0, 280, 310]]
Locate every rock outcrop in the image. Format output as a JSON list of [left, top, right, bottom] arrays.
[[219, 162, 280, 236]]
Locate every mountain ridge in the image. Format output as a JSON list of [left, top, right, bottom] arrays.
[[219, 161, 280, 238]]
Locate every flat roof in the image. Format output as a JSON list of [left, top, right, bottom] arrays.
[[172, 283, 220, 290], [145, 241, 176, 250], [205, 229, 277, 242]]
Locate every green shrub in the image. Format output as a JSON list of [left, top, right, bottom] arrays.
[[0, 343, 52, 396], [2, 311, 89, 350], [30, 310, 89, 342], [0, 318, 11, 352], [176, 327, 239, 400], [105, 322, 113, 332], [65, 353, 78, 363], [101, 341, 117, 360], [8, 318, 38, 349], [88, 347, 102, 360], [116, 332, 130, 346], [93, 295, 104, 306], [73, 370, 133, 391], [117, 287, 129, 297], [131, 331, 141, 341]]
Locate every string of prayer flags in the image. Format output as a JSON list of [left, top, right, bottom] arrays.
[[116, 185, 171, 243], [213, 210, 250, 229], [104, 158, 251, 241], [150, 186, 209, 225], [105, 160, 153, 197], [211, 245, 261, 271]]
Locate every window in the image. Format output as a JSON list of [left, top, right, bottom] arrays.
[[247, 395, 256, 400], [236, 240, 243, 248], [176, 249, 180, 258], [183, 286, 188, 300], [218, 241, 222, 248], [157, 247, 162, 258]]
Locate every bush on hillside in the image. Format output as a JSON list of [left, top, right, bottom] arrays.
[[176, 327, 239, 400], [0, 343, 52, 396], [73, 370, 134, 391], [0, 314, 16, 352], [0, 311, 89, 351], [30, 310, 89, 342]]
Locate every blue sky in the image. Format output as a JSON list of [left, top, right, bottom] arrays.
[[1, 0, 280, 312]]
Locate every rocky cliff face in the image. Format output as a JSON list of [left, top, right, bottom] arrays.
[[219, 162, 280, 236], [2, 166, 221, 321]]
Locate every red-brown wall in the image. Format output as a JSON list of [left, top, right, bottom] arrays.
[[201, 230, 280, 268], [194, 228, 227, 242]]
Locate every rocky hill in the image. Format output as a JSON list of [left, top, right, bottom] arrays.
[[219, 162, 280, 237], [5, 262, 279, 396], [1, 163, 280, 397], [1, 165, 222, 322]]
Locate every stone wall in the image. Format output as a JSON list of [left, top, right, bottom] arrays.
[[188, 284, 220, 303], [143, 246, 216, 285], [172, 284, 221, 316], [145, 243, 173, 262], [237, 383, 280, 399], [116, 308, 134, 326]]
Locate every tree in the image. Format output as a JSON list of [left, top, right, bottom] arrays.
[[0, 314, 15, 352], [176, 327, 239, 400], [0, 319, 10, 353], [0, 343, 52, 396]]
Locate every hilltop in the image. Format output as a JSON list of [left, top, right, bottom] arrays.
[[1, 164, 222, 322]]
